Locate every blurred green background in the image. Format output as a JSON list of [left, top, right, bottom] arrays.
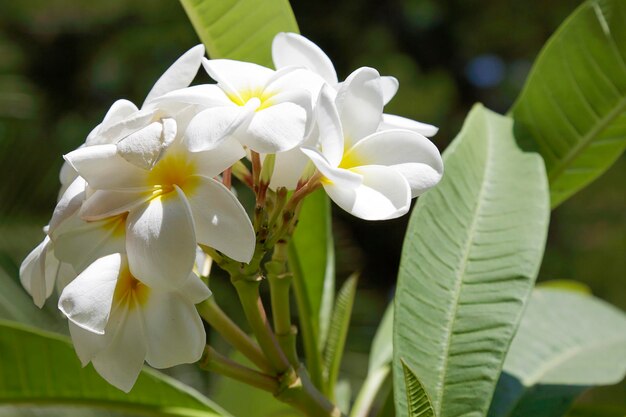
[[0, 0, 623, 413]]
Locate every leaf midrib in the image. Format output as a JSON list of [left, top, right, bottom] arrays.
[[547, 95, 626, 182], [521, 336, 626, 386], [436, 110, 494, 416]]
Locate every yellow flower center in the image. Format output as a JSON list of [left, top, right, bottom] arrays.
[[113, 265, 150, 310], [146, 151, 198, 196], [227, 89, 275, 111]]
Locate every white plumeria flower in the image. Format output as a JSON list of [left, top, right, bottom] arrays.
[[184, 58, 314, 154], [59, 44, 207, 195], [302, 67, 443, 220], [272, 32, 438, 137], [59, 253, 210, 392], [64, 135, 255, 290]]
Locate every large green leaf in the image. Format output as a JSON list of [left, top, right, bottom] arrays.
[[0, 320, 229, 417], [393, 104, 550, 417], [511, 0, 626, 207], [289, 189, 336, 389], [178, 0, 299, 67], [488, 287, 626, 417]]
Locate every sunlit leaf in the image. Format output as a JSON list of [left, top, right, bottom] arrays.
[[178, 0, 299, 67], [511, 0, 626, 207], [394, 104, 550, 417], [488, 288, 626, 417], [0, 320, 229, 417]]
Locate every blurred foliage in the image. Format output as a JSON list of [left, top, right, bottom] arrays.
[[0, 0, 623, 412]]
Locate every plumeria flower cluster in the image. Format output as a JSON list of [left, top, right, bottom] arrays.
[[20, 33, 443, 393]]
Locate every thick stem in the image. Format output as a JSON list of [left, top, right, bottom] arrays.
[[276, 366, 343, 417], [197, 298, 273, 374], [233, 278, 290, 374], [200, 346, 278, 392]]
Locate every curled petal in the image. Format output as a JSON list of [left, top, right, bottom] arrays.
[[58, 253, 122, 334], [64, 145, 150, 190], [272, 32, 338, 85], [116, 122, 165, 170], [86, 100, 139, 145], [90, 109, 158, 147], [336, 67, 384, 147], [380, 76, 399, 105], [143, 44, 205, 106], [323, 165, 411, 220], [19, 237, 54, 308], [126, 187, 196, 289], [142, 290, 206, 368], [184, 176, 255, 263], [379, 113, 439, 137], [315, 85, 344, 166], [346, 129, 443, 197]]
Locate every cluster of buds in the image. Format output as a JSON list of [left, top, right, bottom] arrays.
[[19, 33, 443, 394]]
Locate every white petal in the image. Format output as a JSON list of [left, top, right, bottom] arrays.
[[58, 253, 122, 334], [184, 105, 249, 152], [116, 122, 165, 169], [65, 145, 151, 190], [346, 129, 443, 197], [91, 307, 147, 393], [380, 76, 399, 105], [79, 189, 152, 221], [91, 108, 158, 146], [69, 321, 108, 366], [161, 118, 177, 148], [142, 290, 206, 368], [242, 101, 307, 153], [179, 272, 212, 304], [272, 32, 338, 85], [126, 188, 196, 289], [190, 137, 246, 178], [202, 58, 274, 98], [19, 238, 50, 308], [86, 100, 140, 145], [183, 176, 255, 263], [59, 160, 79, 191], [336, 67, 384, 147], [379, 113, 439, 137], [301, 147, 361, 188], [49, 176, 86, 233], [149, 84, 231, 108], [270, 146, 311, 190], [143, 44, 205, 106], [324, 165, 411, 220], [52, 213, 126, 273], [315, 85, 344, 166]]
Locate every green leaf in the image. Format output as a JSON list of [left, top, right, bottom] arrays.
[[178, 0, 299, 67], [393, 104, 550, 417], [488, 288, 626, 417], [0, 320, 229, 417], [401, 360, 435, 417], [289, 189, 336, 389], [510, 0, 626, 207], [323, 273, 358, 397]]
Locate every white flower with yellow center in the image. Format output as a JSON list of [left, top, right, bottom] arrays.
[[301, 67, 444, 220], [59, 253, 210, 392], [183, 58, 314, 153], [272, 32, 439, 137], [64, 136, 254, 290]]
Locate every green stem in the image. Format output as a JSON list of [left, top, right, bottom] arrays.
[[232, 278, 290, 374], [276, 366, 343, 417], [196, 298, 273, 374], [200, 346, 278, 393]]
